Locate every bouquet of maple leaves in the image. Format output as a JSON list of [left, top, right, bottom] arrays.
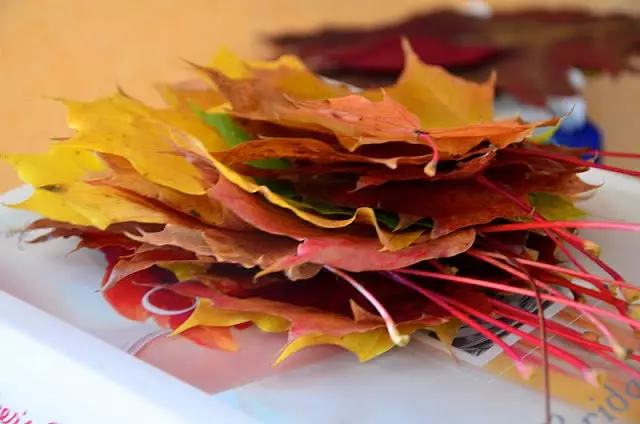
[[270, 9, 640, 105], [4, 42, 640, 395]]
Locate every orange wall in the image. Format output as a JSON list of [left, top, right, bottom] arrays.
[[2, 0, 640, 191]]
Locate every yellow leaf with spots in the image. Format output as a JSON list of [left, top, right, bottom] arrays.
[[57, 92, 226, 195], [9, 183, 171, 230]]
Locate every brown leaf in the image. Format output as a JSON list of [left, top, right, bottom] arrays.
[[106, 246, 205, 290], [354, 150, 496, 189], [212, 137, 431, 170], [297, 167, 595, 237], [197, 64, 555, 161], [260, 228, 476, 275], [206, 175, 475, 273], [127, 224, 313, 277]]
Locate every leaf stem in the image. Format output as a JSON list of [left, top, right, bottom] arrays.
[[474, 250, 640, 294], [587, 150, 640, 160], [481, 220, 640, 233], [387, 272, 598, 385], [468, 250, 627, 359], [393, 268, 640, 330], [416, 131, 440, 177], [384, 272, 533, 379], [475, 175, 629, 320], [503, 147, 640, 178], [491, 300, 637, 364], [326, 265, 409, 347]]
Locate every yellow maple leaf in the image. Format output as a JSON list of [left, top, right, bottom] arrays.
[[11, 189, 92, 226], [274, 321, 450, 364], [274, 328, 396, 364], [205, 47, 352, 101], [97, 155, 225, 226], [155, 79, 226, 111], [56, 92, 226, 195], [209, 46, 307, 79], [2, 146, 171, 228], [1, 146, 106, 187], [172, 298, 290, 335], [10, 183, 170, 229], [384, 38, 496, 129]]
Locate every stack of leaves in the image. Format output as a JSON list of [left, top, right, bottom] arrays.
[[270, 9, 640, 105], [4, 43, 640, 400]]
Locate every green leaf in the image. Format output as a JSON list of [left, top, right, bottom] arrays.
[[191, 105, 288, 170], [197, 112, 251, 147], [529, 192, 588, 221], [258, 178, 299, 198]]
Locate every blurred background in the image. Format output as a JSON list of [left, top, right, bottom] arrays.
[[2, 0, 640, 191]]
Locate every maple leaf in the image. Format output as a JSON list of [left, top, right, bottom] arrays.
[[193, 107, 290, 170], [22, 218, 144, 251], [100, 264, 238, 351], [155, 78, 226, 112], [8, 44, 640, 397], [208, 176, 475, 273], [8, 182, 174, 230], [169, 271, 460, 362], [353, 150, 496, 190], [296, 166, 596, 238], [200, 51, 557, 167], [383, 38, 496, 129], [55, 92, 227, 195], [169, 131, 426, 251], [104, 245, 206, 290], [212, 137, 432, 170], [91, 154, 227, 226], [1, 146, 106, 187], [271, 10, 640, 105], [127, 223, 317, 279], [205, 47, 353, 101]]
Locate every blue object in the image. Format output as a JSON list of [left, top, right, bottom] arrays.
[[550, 118, 603, 163]]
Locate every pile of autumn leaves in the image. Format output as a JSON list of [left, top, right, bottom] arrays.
[[3, 43, 599, 364]]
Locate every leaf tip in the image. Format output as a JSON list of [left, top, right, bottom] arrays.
[[399, 36, 415, 58]]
